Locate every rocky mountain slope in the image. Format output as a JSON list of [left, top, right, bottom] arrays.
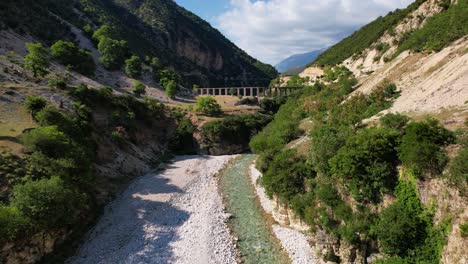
[[251, 0, 467, 263], [0, 0, 277, 87]]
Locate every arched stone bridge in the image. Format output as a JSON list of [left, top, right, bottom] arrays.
[[196, 86, 303, 97]]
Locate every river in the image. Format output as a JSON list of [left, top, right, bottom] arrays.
[[219, 154, 290, 264], [68, 155, 293, 264]]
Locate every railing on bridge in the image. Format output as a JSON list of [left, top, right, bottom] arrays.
[[196, 86, 303, 97]]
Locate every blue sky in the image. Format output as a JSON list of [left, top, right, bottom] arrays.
[[176, 0, 229, 24], [176, 0, 414, 65]]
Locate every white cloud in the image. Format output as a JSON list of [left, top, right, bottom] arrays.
[[216, 0, 414, 64]]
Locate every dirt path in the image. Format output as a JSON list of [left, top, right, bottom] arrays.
[[68, 155, 238, 264]]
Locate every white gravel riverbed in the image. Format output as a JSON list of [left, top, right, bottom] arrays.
[[249, 163, 319, 264], [68, 155, 238, 264]]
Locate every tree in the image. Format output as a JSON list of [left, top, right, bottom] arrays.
[[125, 55, 142, 78], [133, 80, 146, 96], [398, 119, 454, 177], [380, 113, 410, 130], [24, 43, 49, 77], [195, 97, 222, 116], [50, 40, 95, 76], [329, 127, 400, 202], [21, 126, 71, 159], [165, 80, 178, 99], [25, 96, 47, 115], [150, 56, 161, 71], [97, 37, 128, 70], [11, 177, 84, 230], [92, 25, 114, 42]]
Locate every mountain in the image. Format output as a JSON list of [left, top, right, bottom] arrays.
[[275, 49, 324, 73], [0, 0, 277, 87], [252, 0, 468, 263]]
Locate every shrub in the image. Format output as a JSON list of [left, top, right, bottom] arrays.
[[21, 126, 71, 159], [165, 80, 178, 99], [48, 75, 67, 90], [195, 97, 222, 116], [447, 147, 468, 193], [92, 25, 114, 41], [398, 119, 454, 177], [461, 223, 468, 238], [330, 127, 400, 202], [377, 203, 426, 255], [24, 95, 47, 115], [97, 37, 128, 70], [261, 149, 312, 202], [34, 107, 78, 138], [50, 40, 96, 76], [259, 97, 287, 114], [169, 117, 196, 153], [11, 177, 85, 230], [111, 129, 126, 144], [201, 114, 271, 145], [150, 56, 161, 71], [236, 97, 258, 106], [375, 180, 426, 256], [133, 80, 146, 96], [316, 183, 341, 207], [0, 206, 28, 243], [380, 113, 410, 130], [125, 55, 142, 78], [24, 42, 49, 77]]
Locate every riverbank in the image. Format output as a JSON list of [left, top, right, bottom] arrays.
[[68, 155, 238, 264], [248, 162, 320, 264], [218, 155, 290, 263]]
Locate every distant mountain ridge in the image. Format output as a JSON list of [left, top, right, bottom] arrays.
[[275, 49, 324, 73]]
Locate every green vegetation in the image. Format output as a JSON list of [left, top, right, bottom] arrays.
[[165, 80, 178, 99], [251, 63, 456, 262], [201, 114, 272, 150], [195, 97, 222, 116], [380, 113, 410, 130], [0, 0, 276, 86], [286, 75, 308, 87], [97, 37, 129, 70], [398, 119, 454, 178], [133, 80, 146, 96], [461, 223, 468, 238], [25, 96, 47, 115], [396, 0, 468, 55], [376, 176, 450, 263], [125, 55, 142, 78], [50, 40, 95, 76], [330, 127, 400, 202], [24, 43, 49, 77], [311, 0, 426, 66], [11, 176, 85, 230], [447, 145, 468, 194]]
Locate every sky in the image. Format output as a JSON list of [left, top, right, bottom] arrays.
[[176, 0, 414, 65]]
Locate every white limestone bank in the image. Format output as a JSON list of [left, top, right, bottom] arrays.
[[68, 155, 238, 264], [249, 162, 320, 264]]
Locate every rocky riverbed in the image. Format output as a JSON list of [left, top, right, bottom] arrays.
[[68, 155, 238, 264]]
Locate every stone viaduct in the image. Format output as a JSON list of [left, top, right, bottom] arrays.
[[196, 86, 303, 97]]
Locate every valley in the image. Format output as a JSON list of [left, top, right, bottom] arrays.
[[0, 0, 467, 263]]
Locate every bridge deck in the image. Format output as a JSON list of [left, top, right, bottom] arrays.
[[196, 86, 303, 97]]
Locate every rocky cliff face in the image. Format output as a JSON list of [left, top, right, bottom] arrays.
[[343, 0, 446, 77]]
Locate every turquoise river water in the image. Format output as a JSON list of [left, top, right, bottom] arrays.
[[219, 154, 290, 264]]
